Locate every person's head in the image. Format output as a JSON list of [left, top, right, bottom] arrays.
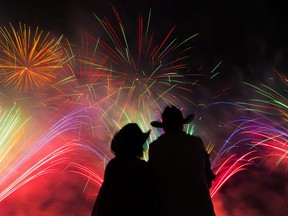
[[150, 105, 194, 132], [111, 123, 151, 158]]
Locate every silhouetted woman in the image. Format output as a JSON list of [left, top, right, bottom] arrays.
[[91, 123, 156, 216]]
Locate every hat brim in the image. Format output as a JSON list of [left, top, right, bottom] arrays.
[[141, 131, 151, 143], [151, 114, 195, 128], [150, 121, 164, 128]]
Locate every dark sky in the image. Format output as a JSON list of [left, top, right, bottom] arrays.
[[2, 0, 288, 76]]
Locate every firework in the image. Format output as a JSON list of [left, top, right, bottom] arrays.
[[0, 23, 67, 93], [0, 104, 31, 183], [0, 106, 107, 202], [210, 150, 259, 197], [234, 70, 288, 168], [82, 6, 202, 111], [203, 69, 288, 201]]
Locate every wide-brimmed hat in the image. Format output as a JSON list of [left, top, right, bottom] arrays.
[[151, 105, 194, 128], [111, 123, 150, 157]]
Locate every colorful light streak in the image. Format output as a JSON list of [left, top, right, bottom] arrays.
[[0, 23, 67, 93], [89, 6, 201, 110], [0, 106, 106, 200]]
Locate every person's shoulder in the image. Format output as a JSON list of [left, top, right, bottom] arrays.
[[185, 133, 202, 140], [192, 135, 203, 141], [149, 134, 165, 145], [131, 158, 150, 171], [184, 134, 204, 145], [105, 157, 117, 168], [136, 157, 148, 164], [149, 134, 167, 147]]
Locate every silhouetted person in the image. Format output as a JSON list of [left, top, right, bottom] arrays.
[[148, 105, 216, 216], [91, 123, 157, 216]]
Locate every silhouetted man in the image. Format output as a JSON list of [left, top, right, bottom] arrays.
[[148, 105, 216, 216]]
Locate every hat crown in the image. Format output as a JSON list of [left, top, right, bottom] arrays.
[[150, 105, 194, 128], [162, 106, 184, 126], [111, 123, 150, 157]]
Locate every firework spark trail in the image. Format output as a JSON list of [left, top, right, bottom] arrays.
[[208, 115, 287, 196], [0, 106, 109, 201], [206, 103, 286, 160], [210, 150, 259, 197], [235, 70, 288, 168], [89, 6, 200, 111], [0, 23, 68, 93], [237, 68, 287, 121], [203, 111, 262, 197], [0, 105, 31, 183], [206, 70, 288, 197], [205, 101, 285, 164], [0, 142, 106, 201], [62, 36, 116, 101], [240, 82, 287, 120], [273, 68, 288, 87], [241, 120, 288, 168], [0, 142, 80, 201]]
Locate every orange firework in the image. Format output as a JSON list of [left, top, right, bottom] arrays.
[[0, 23, 66, 92]]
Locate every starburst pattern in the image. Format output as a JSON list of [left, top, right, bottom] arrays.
[[0, 23, 67, 92]]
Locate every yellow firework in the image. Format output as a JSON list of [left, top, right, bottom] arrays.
[[0, 23, 66, 92]]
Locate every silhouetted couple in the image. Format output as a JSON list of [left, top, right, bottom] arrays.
[[91, 105, 216, 216]]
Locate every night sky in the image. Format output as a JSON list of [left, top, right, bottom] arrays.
[[0, 1, 288, 215], [2, 0, 288, 75]]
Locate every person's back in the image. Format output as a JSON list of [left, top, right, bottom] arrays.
[[91, 123, 156, 216], [148, 105, 215, 216], [149, 131, 214, 216], [95, 156, 155, 216]]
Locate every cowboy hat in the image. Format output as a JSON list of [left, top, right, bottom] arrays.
[[111, 123, 150, 157], [151, 105, 194, 128]]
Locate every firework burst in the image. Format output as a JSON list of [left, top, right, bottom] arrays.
[[80, 6, 201, 111], [0, 23, 67, 93]]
